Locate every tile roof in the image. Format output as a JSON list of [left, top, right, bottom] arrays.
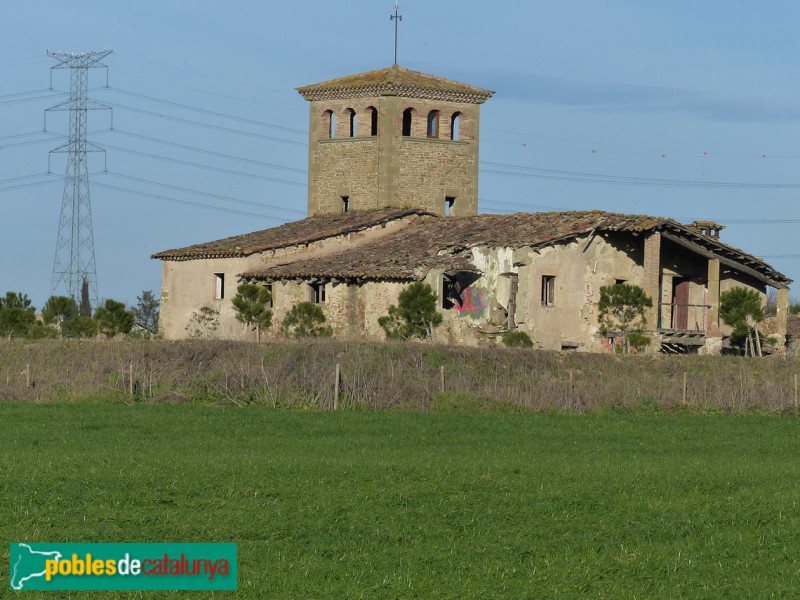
[[241, 211, 791, 286], [151, 208, 434, 261], [296, 65, 494, 104]]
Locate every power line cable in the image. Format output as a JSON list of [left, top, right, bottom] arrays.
[[92, 182, 289, 221], [105, 101, 307, 146], [100, 143, 306, 186], [103, 87, 307, 134], [102, 171, 305, 216], [104, 129, 307, 174]]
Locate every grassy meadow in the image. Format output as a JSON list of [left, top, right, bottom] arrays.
[[3, 403, 800, 598]]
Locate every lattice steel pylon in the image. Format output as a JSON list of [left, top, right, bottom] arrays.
[[47, 50, 112, 307]]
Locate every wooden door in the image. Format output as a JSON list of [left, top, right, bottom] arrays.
[[674, 279, 690, 330]]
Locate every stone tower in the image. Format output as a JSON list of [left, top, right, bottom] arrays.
[[297, 65, 493, 217]]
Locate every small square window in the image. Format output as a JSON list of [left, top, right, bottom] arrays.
[[214, 273, 225, 300], [445, 196, 455, 217], [341, 196, 350, 213], [310, 282, 326, 304], [541, 275, 555, 306]]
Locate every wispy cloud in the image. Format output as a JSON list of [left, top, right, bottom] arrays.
[[449, 68, 800, 122]]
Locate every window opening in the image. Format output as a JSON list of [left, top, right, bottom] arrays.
[[450, 112, 461, 140], [341, 196, 350, 213], [368, 106, 378, 136], [310, 282, 326, 304], [325, 110, 335, 139], [427, 110, 439, 138], [541, 275, 555, 306], [444, 196, 455, 216], [347, 108, 356, 137], [214, 273, 225, 300], [442, 276, 462, 309], [402, 108, 413, 136]]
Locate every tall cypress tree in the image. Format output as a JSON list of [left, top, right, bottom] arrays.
[[79, 278, 92, 317]]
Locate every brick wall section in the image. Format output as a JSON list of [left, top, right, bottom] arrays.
[[642, 232, 662, 330], [307, 96, 481, 217]]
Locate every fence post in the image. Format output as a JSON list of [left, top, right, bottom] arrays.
[[682, 372, 687, 405], [129, 364, 134, 397], [333, 363, 340, 410], [794, 374, 798, 413], [25, 364, 30, 389], [440, 366, 445, 393]]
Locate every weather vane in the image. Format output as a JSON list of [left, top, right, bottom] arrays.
[[390, 2, 402, 65]]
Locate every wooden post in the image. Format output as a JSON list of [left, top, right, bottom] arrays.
[[25, 364, 30, 389], [682, 372, 687, 404], [569, 370, 574, 401], [333, 363, 340, 410], [129, 364, 134, 397], [440, 366, 445, 393], [794, 374, 798, 413]]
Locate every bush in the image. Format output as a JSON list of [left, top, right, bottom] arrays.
[[185, 306, 220, 339], [94, 299, 136, 338], [378, 282, 442, 340], [232, 283, 273, 341], [598, 284, 653, 354], [62, 316, 98, 339], [281, 302, 332, 338], [501, 331, 533, 348]]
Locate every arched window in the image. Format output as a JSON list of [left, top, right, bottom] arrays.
[[346, 108, 356, 137], [450, 112, 461, 141], [402, 108, 413, 137], [427, 110, 440, 138], [367, 106, 378, 136], [324, 110, 335, 139]]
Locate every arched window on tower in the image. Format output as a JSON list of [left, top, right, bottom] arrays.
[[427, 110, 440, 138], [324, 110, 335, 139], [402, 108, 413, 137], [346, 108, 356, 137], [450, 112, 461, 141], [367, 106, 378, 136]]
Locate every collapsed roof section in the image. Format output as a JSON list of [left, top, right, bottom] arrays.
[[235, 210, 791, 288]]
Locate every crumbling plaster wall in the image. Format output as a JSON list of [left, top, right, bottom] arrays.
[[159, 215, 423, 340]]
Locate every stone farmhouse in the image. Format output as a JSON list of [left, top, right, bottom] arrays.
[[153, 65, 792, 353]]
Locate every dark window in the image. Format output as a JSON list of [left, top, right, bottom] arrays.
[[451, 112, 461, 140], [541, 275, 555, 306], [615, 279, 626, 286], [214, 273, 225, 300], [427, 110, 439, 138], [347, 108, 356, 137], [368, 106, 378, 136], [264, 283, 273, 308], [325, 110, 335, 139], [310, 283, 326, 304], [442, 276, 461, 309], [445, 196, 455, 217], [402, 108, 413, 136], [341, 196, 350, 213]]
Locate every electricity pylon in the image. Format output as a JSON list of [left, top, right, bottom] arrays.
[[47, 49, 112, 307]]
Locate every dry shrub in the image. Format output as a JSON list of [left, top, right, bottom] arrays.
[[0, 339, 799, 413]]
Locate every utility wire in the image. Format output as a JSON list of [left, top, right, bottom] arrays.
[[105, 129, 307, 174], [92, 182, 289, 221], [105, 102, 306, 146], [100, 143, 306, 186], [103, 87, 306, 134], [103, 171, 305, 216], [0, 92, 64, 106]]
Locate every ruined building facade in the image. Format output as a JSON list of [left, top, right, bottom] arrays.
[[154, 65, 792, 353]]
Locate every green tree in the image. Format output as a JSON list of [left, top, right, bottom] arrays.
[[232, 283, 273, 341], [378, 282, 443, 340], [0, 292, 36, 339], [598, 284, 653, 354], [134, 290, 160, 333], [79, 278, 92, 317], [94, 299, 135, 338], [185, 306, 220, 339], [281, 302, 332, 338], [62, 316, 98, 338], [42, 295, 79, 338], [720, 287, 765, 356]]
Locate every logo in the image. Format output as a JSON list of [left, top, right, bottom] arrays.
[[9, 543, 237, 591]]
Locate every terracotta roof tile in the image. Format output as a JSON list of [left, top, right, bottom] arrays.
[[296, 65, 494, 103], [241, 211, 791, 285], [151, 208, 434, 261]]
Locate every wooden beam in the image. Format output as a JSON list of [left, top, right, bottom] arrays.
[[660, 232, 787, 289]]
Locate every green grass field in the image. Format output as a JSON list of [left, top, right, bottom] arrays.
[[3, 404, 800, 598]]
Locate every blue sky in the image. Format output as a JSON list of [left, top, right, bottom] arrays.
[[1, 0, 799, 309]]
